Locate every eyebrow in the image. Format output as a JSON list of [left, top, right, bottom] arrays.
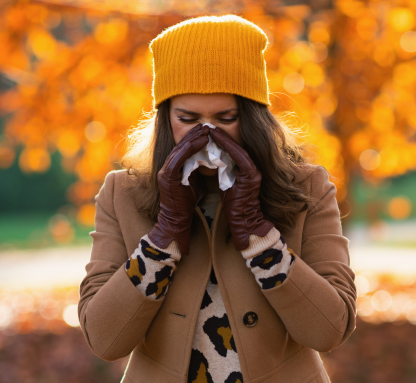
[[174, 108, 238, 116]]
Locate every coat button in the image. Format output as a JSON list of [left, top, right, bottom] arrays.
[[243, 312, 258, 327]]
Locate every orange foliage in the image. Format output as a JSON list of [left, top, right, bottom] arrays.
[[1, 0, 416, 220]]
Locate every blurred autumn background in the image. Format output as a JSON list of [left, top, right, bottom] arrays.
[[1, 0, 416, 381]]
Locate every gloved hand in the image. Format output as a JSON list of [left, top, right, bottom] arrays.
[[209, 127, 274, 250], [148, 123, 210, 255]]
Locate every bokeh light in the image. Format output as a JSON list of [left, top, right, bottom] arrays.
[[400, 31, 416, 52], [388, 8, 415, 32], [85, 121, 107, 143], [355, 275, 370, 297], [0, 304, 13, 329], [388, 196, 412, 220], [357, 295, 374, 317], [360, 149, 381, 171], [283, 73, 305, 94], [371, 290, 393, 312], [57, 132, 81, 158], [39, 298, 60, 320], [76, 203, 96, 226], [18, 147, 51, 174], [63, 304, 79, 327], [49, 214, 75, 243], [13, 293, 34, 314], [94, 19, 129, 45]]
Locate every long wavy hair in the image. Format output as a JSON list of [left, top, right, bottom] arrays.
[[120, 95, 319, 235]]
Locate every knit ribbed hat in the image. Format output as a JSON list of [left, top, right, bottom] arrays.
[[149, 15, 270, 109]]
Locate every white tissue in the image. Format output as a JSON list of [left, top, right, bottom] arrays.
[[181, 124, 236, 191]]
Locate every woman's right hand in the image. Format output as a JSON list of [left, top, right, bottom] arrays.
[[148, 123, 210, 255]]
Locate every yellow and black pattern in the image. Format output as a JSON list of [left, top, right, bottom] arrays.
[[203, 314, 237, 357], [243, 229, 296, 291], [251, 247, 295, 289], [125, 254, 146, 286], [124, 234, 180, 300], [200, 290, 213, 310], [188, 266, 242, 383], [225, 372, 244, 383], [187, 349, 214, 383], [141, 238, 171, 261], [248, 248, 283, 270], [259, 272, 289, 289], [145, 265, 174, 299], [189, 192, 244, 383]]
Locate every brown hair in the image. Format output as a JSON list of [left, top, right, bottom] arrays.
[[120, 96, 319, 235]]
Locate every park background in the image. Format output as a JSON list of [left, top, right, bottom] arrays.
[[1, 0, 416, 381]]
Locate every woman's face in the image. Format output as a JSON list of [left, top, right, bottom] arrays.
[[169, 93, 242, 177], [169, 93, 242, 145]]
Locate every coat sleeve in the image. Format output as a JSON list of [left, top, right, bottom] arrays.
[[78, 170, 164, 362], [261, 165, 357, 353]]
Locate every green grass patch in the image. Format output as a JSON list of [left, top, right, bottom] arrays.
[[0, 212, 93, 251]]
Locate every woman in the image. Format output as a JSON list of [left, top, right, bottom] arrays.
[[78, 15, 357, 383]]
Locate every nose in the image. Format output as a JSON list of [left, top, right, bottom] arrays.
[[200, 119, 210, 126], [202, 122, 217, 130]]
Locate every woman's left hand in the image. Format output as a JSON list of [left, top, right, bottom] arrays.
[[209, 127, 274, 250]]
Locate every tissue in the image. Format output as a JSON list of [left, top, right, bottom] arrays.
[[181, 123, 236, 191]]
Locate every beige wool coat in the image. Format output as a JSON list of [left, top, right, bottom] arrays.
[[78, 163, 357, 383]]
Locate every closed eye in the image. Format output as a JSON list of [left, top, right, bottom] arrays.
[[217, 117, 238, 124], [178, 117, 199, 123]]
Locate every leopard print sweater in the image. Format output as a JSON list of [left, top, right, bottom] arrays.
[[125, 193, 295, 382]]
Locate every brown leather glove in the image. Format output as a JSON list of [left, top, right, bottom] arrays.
[[210, 127, 274, 251], [148, 123, 210, 255]]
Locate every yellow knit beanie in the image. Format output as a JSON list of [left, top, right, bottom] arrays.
[[149, 15, 270, 109]]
